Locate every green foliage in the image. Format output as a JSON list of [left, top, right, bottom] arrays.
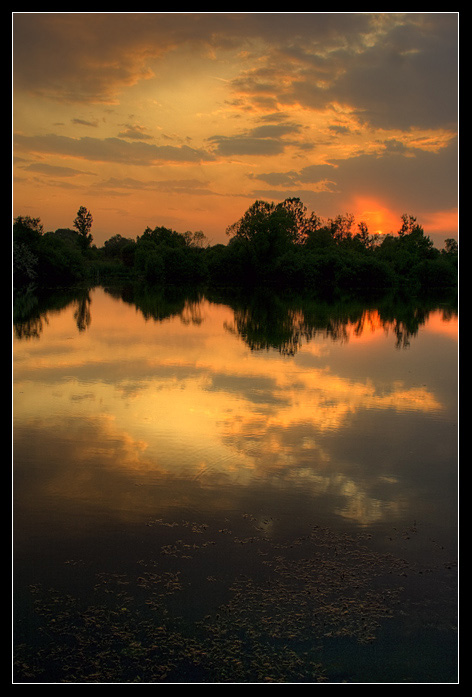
[[138, 225, 187, 249], [13, 240, 39, 286], [134, 240, 165, 283], [226, 197, 320, 251], [13, 215, 87, 289], [304, 228, 336, 254], [103, 234, 133, 257], [38, 234, 87, 285], [132, 225, 208, 285], [13, 215, 44, 243], [50, 228, 82, 246], [13, 200, 458, 293], [414, 257, 458, 288]]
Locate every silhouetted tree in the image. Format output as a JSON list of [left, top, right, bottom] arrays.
[[443, 238, 458, 255], [13, 215, 44, 246], [51, 228, 81, 245], [225, 198, 325, 282], [304, 226, 336, 253], [355, 221, 375, 250], [183, 230, 208, 247], [13, 215, 88, 288], [398, 213, 421, 237], [13, 198, 457, 293], [73, 206, 93, 250], [13, 216, 43, 287], [227, 198, 321, 248], [138, 225, 186, 248], [103, 234, 135, 258]]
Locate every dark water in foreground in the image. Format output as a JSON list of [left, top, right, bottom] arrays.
[[13, 285, 458, 683]]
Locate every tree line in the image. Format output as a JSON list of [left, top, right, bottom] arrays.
[[13, 199, 458, 293]]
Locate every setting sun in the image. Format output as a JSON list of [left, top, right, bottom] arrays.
[[352, 197, 401, 237]]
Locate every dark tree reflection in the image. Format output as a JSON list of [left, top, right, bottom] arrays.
[[218, 287, 457, 354], [73, 293, 92, 332], [13, 288, 92, 340], [13, 284, 457, 353]]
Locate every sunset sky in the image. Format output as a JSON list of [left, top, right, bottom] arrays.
[[13, 12, 458, 248]]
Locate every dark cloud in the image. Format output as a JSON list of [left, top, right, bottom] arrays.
[[13, 13, 159, 104], [230, 13, 458, 131], [249, 136, 458, 216], [208, 134, 286, 157], [316, 142, 457, 211], [97, 177, 216, 196], [72, 118, 99, 127], [208, 120, 305, 157], [13, 13, 458, 135], [13, 133, 215, 165], [248, 123, 302, 138], [22, 162, 91, 177], [328, 125, 353, 135], [117, 125, 154, 140], [326, 17, 458, 129]]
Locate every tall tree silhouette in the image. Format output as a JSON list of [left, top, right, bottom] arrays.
[[73, 206, 93, 250]]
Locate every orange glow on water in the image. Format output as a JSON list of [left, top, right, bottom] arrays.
[[13, 287, 458, 529], [424, 310, 458, 340]]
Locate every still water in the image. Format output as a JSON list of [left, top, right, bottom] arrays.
[[13, 285, 458, 683]]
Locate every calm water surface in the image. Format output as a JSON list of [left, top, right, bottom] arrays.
[[13, 285, 458, 683]]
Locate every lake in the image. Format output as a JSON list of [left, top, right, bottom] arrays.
[[13, 284, 458, 683]]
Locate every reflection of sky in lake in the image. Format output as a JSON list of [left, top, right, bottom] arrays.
[[13, 288, 457, 540]]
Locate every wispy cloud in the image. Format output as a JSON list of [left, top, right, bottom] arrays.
[[14, 133, 215, 165], [21, 162, 93, 177], [97, 176, 216, 196], [117, 124, 154, 140]]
